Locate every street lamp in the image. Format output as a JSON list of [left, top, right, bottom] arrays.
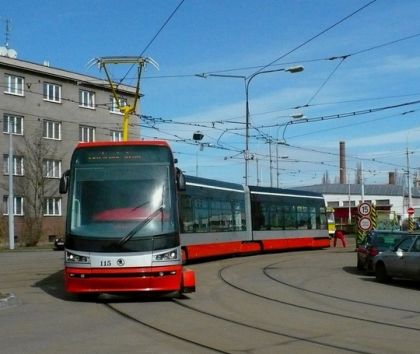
[[193, 131, 204, 176], [196, 65, 304, 185]]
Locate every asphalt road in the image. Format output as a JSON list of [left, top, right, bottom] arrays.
[[1, 240, 419, 354]]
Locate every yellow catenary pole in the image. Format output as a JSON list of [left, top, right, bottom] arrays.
[[93, 56, 158, 142]]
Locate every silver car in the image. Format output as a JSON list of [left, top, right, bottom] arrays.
[[374, 234, 420, 283]]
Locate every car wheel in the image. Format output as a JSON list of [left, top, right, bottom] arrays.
[[375, 263, 391, 283], [357, 256, 364, 271]]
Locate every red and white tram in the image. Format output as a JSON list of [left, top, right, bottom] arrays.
[[60, 140, 329, 296]]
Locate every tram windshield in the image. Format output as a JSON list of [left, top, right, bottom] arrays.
[[67, 145, 177, 239]]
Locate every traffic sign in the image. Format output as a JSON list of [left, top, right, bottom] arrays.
[[358, 202, 371, 216], [408, 207, 415, 215], [358, 217, 372, 231]]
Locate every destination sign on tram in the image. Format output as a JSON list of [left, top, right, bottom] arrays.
[[75, 146, 171, 165]]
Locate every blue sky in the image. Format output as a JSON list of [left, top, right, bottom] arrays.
[[3, 0, 420, 187]]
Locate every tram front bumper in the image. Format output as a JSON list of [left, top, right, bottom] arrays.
[[65, 265, 185, 294]]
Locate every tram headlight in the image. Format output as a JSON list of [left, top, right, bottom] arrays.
[[154, 249, 178, 261], [65, 251, 90, 264]]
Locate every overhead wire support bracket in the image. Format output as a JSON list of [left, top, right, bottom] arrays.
[[89, 56, 159, 141]]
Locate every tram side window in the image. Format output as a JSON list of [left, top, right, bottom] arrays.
[[251, 201, 264, 230], [179, 190, 245, 233], [264, 204, 284, 230], [319, 207, 327, 230], [252, 201, 291, 231], [209, 200, 228, 232], [308, 207, 317, 230], [284, 205, 297, 230], [194, 198, 209, 232], [297, 206, 309, 230], [233, 201, 245, 231], [251, 195, 327, 232], [179, 195, 193, 233]]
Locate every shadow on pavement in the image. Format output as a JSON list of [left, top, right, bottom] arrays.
[[33, 270, 190, 303], [342, 265, 420, 290], [33, 270, 75, 301]]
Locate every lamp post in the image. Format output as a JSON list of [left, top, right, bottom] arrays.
[[193, 131, 204, 176], [197, 65, 303, 185], [8, 118, 15, 250]]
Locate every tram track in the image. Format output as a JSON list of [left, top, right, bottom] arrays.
[[104, 294, 373, 354], [104, 302, 230, 354], [96, 254, 420, 353], [100, 255, 381, 354], [172, 298, 372, 354], [218, 261, 420, 333], [263, 261, 420, 315]]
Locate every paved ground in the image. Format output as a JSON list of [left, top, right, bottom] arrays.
[[2, 237, 419, 353]]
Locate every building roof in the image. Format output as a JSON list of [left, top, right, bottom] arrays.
[[0, 56, 137, 95], [293, 183, 420, 198]]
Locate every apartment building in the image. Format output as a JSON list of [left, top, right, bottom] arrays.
[[0, 55, 139, 246]]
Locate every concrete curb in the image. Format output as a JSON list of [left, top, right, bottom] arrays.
[[0, 293, 19, 309]]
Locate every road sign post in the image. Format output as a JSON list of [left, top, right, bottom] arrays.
[[358, 202, 371, 217], [356, 202, 373, 246], [358, 217, 372, 231]]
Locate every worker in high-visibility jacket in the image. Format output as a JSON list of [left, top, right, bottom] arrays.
[[333, 229, 347, 248]]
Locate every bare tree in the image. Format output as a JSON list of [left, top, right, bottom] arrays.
[[14, 128, 61, 246]]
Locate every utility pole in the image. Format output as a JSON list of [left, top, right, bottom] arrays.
[[361, 161, 365, 202], [407, 147, 412, 208], [8, 118, 15, 249], [256, 157, 260, 186]]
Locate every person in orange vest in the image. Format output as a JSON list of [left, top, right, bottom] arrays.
[[333, 229, 347, 247]]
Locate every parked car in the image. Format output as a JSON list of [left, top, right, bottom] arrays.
[[53, 237, 64, 251], [356, 230, 406, 273], [374, 234, 420, 283]]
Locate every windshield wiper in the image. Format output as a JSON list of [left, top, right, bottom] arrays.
[[118, 206, 163, 246], [131, 201, 150, 211]]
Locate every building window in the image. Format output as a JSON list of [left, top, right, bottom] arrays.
[[376, 199, 390, 206], [79, 125, 95, 142], [79, 89, 95, 109], [3, 155, 24, 176], [111, 130, 122, 141], [43, 120, 61, 140], [327, 201, 339, 208], [5, 74, 24, 96], [43, 197, 61, 216], [43, 82, 61, 102], [43, 159, 61, 178], [343, 201, 356, 207], [3, 196, 24, 216], [3, 114, 23, 135], [109, 96, 128, 114]]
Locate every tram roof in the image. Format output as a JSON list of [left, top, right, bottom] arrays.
[[75, 140, 170, 149], [184, 176, 325, 199], [185, 175, 244, 192], [293, 183, 420, 198], [248, 185, 324, 199]]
